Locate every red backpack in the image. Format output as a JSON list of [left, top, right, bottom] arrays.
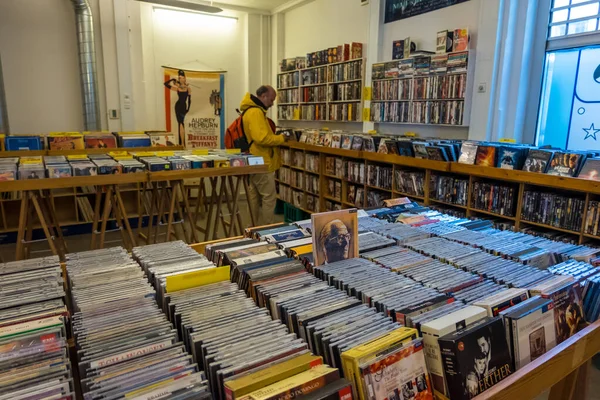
[[225, 107, 277, 151]]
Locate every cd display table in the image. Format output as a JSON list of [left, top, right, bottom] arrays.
[[0, 165, 268, 261], [189, 232, 600, 400]]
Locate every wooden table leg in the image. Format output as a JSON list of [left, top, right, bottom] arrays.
[[230, 176, 243, 236], [243, 176, 256, 228], [115, 185, 136, 249], [15, 192, 29, 261], [145, 183, 158, 245], [201, 177, 218, 241], [90, 187, 103, 250], [24, 194, 35, 259], [99, 186, 114, 249], [166, 182, 177, 242], [137, 182, 145, 238], [154, 182, 168, 243], [30, 192, 58, 256], [179, 181, 198, 243], [109, 188, 130, 250], [43, 190, 68, 258], [212, 177, 226, 240], [172, 181, 189, 242]]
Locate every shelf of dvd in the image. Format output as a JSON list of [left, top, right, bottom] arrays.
[[370, 51, 474, 127], [278, 142, 600, 245], [276, 59, 365, 122]]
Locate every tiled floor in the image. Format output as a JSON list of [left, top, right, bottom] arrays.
[[1, 203, 598, 399]]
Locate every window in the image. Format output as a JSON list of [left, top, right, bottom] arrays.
[[549, 0, 600, 38], [537, 0, 600, 149]]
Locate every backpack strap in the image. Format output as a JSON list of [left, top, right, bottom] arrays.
[[238, 106, 264, 149]]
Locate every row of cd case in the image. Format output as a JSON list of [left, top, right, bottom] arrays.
[[65, 246, 211, 400]]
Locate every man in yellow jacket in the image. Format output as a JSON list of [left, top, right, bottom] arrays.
[[241, 85, 289, 225]]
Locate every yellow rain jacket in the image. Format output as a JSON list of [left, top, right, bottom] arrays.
[[240, 93, 285, 172]]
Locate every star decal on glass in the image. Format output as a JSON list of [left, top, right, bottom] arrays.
[[584, 123, 600, 141]]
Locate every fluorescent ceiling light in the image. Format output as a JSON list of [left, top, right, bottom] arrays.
[[153, 6, 238, 29], [136, 0, 223, 13]]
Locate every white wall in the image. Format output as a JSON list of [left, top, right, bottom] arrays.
[[0, 0, 84, 133], [381, 0, 481, 59], [379, 0, 481, 139], [140, 4, 248, 131], [283, 0, 370, 58]]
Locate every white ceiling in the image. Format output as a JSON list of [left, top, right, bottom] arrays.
[[215, 0, 291, 11], [188, 0, 292, 12]]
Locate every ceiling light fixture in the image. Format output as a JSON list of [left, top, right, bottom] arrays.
[[136, 0, 223, 13]]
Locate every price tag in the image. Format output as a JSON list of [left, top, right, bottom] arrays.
[[166, 266, 230, 293], [293, 109, 300, 120], [363, 108, 371, 121], [499, 138, 517, 143], [363, 87, 372, 101], [192, 149, 209, 155]]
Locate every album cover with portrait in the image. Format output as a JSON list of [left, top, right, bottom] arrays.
[[360, 339, 434, 400], [311, 209, 358, 267], [438, 317, 512, 400]]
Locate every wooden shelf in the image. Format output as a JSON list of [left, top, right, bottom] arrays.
[[305, 190, 319, 197], [299, 101, 327, 105], [371, 99, 411, 102], [304, 170, 320, 176], [329, 100, 361, 103], [329, 79, 363, 84], [277, 102, 299, 106], [393, 191, 425, 200], [300, 83, 327, 88], [290, 185, 304, 191], [366, 185, 392, 193], [0, 145, 184, 158], [469, 207, 516, 221], [412, 98, 465, 102], [323, 195, 342, 203], [583, 233, 600, 240], [278, 143, 600, 244], [372, 121, 469, 127], [519, 220, 581, 236], [290, 165, 304, 171], [429, 198, 468, 210], [278, 86, 299, 89], [451, 163, 600, 195]]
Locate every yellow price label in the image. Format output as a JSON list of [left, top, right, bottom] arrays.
[[165, 266, 231, 293], [109, 151, 128, 156], [404, 132, 418, 137], [49, 132, 81, 137], [226, 149, 241, 154], [119, 131, 145, 135], [132, 151, 156, 157], [363, 108, 371, 121], [368, 129, 377, 135], [293, 109, 300, 120], [363, 87, 372, 101], [192, 149, 209, 155], [499, 138, 517, 143], [155, 151, 175, 157]]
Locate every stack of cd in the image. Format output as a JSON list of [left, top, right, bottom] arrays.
[[132, 241, 217, 307], [357, 231, 395, 253], [314, 258, 451, 326], [396, 259, 484, 294], [165, 280, 311, 400], [370, 223, 431, 245], [548, 260, 600, 282], [67, 247, 209, 399], [451, 280, 507, 304], [0, 256, 73, 399], [452, 251, 552, 288]]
